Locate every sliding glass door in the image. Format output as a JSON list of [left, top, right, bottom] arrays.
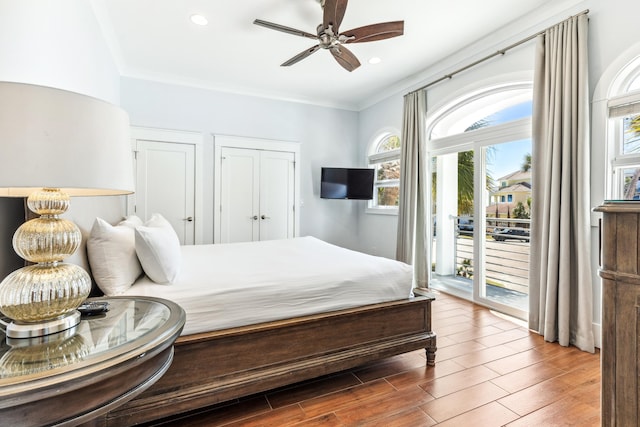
[[480, 139, 531, 315], [428, 88, 532, 319]]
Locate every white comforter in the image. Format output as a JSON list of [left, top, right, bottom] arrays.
[[123, 236, 413, 335]]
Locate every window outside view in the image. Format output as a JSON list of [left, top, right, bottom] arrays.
[[611, 70, 640, 200], [620, 114, 640, 199], [369, 134, 400, 210]]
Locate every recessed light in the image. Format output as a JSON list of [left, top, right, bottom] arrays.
[[368, 57, 382, 65], [190, 14, 208, 26]]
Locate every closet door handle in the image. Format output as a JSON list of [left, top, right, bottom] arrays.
[[184, 216, 193, 222], [251, 215, 259, 220], [261, 215, 270, 220]]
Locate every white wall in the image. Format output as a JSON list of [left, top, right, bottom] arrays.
[[0, 0, 363, 270], [0, 0, 121, 103], [0, 0, 123, 278], [120, 77, 362, 249], [356, 93, 405, 258]]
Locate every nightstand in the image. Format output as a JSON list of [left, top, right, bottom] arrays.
[[0, 296, 185, 426]]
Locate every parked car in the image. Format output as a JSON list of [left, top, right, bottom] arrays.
[[457, 218, 474, 235], [492, 227, 530, 242]]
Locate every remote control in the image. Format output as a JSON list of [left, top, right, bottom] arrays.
[[78, 301, 110, 315]]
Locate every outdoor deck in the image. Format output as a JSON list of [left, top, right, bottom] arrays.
[[432, 231, 530, 315]]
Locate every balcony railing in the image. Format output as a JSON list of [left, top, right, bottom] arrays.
[[431, 215, 530, 311]]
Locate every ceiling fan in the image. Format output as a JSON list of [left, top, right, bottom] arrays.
[[253, 0, 404, 72]]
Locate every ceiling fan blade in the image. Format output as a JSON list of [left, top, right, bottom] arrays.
[[342, 21, 404, 43], [253, 19, 318, 41], [323, 0, 348, 33], [281, 45, 321, 67], [330, 45, 361, 72]]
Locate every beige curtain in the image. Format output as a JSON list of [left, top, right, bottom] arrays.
[[529, 14, 594, 352], [396, 90, 428, 287]]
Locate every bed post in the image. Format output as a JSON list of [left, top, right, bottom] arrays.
[[414, 287, 437, 366], [426, 335, 437, 366]]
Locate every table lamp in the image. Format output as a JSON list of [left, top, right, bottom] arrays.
[[0, 82, 134, 339]]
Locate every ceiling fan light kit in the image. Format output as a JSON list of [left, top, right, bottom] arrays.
[[190, 14, 208, 26], [254, 0, 404, 72]]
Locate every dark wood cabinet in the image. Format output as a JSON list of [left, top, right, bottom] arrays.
[[595, 202, 640, 426]]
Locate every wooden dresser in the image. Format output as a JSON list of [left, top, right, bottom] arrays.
[[596, 202, 640, 426]]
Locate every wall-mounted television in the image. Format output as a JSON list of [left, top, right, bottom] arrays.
[[320, 167, 374, 200]]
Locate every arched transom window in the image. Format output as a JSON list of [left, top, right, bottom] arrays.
[[367, 131, 401, 213], [607, 56, 640, 199]]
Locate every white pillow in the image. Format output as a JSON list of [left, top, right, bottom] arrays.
[[135, 213, 181, 283], [87, 216, 144, 296]]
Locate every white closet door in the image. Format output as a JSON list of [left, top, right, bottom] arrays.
[[219, 147, 260, 243], [135, 140, 196, 244], [259, 150, 295, 241], [214, 135, 300, 244]]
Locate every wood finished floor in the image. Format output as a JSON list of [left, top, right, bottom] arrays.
[[149, 291, 601, 426]]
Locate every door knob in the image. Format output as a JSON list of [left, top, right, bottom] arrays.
[[184, 216, 193, 222], [261, 215, 270, 220], [251, 215, 259, 220]]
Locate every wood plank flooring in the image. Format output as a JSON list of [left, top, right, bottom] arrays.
[[148, 291, 601, 426]]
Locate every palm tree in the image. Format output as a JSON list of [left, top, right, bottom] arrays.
[[431, 119, 495, 216], [521, 153, 532, 172], [630, 114, 640, 135], [458, 117, 495, 215], [430, 150, 484, 216], [457, 150, 475, 215]]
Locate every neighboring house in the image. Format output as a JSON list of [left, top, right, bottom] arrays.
[[488, 170, 531, 218]]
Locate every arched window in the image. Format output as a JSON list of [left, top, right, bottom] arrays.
[[427, 83, 533, 222], [606, 56, 640, 199], [367, 131, 401, 213], [427, 82, 533, 319], [429, 84, 532, 139]]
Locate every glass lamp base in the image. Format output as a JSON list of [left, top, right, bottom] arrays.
[[5, 311, 81, 339]]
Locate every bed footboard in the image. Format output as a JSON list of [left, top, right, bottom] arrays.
[[100, 293, 436, 426]]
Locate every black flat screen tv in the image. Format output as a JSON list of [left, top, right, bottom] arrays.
[[320, 167, 374, 200]]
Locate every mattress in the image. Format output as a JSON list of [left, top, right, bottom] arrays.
[[122, 236, 414, 335]]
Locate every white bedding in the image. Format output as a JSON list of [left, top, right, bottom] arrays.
[[123, 236, 413, 335]]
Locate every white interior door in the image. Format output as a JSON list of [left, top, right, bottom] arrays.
[[219, 147, 260, 243], [135, 140, 196, 244], [259, 150, 295, 241], [214, 135, 300, 244]]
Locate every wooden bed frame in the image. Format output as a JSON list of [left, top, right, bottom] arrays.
[[96, 290, 436, 426]]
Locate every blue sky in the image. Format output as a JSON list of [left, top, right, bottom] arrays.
[[483, 101, 532, 180], [487, 139, 531, 180]]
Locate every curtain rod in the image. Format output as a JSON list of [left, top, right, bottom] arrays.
[[406, 8, 589, 95]]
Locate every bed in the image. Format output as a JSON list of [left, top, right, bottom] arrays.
[[82, 218, 436, 426]]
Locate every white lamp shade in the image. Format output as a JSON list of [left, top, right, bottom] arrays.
[[0, 82, 134, 197]]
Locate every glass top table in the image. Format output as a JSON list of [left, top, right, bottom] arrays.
[[0, 296, 185, 426]]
